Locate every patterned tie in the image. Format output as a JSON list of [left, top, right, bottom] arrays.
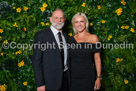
[[58, 32, 64, 69]]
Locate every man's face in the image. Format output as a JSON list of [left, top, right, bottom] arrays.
[[50, 10, 65, 30]]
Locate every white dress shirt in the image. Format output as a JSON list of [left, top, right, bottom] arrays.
[[50, 26, 68, 71]]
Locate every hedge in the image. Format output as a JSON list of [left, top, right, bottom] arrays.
[[0, 0, 136, 91]]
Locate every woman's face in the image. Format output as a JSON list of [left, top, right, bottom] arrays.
[[74, 16, 86, 33]]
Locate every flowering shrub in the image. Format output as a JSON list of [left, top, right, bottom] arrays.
[[0, 0, 136, 91]]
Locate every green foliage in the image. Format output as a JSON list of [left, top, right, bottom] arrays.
[[0, 0, 136, 91]]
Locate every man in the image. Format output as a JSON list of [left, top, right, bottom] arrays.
[[32, 8, 69, 91]]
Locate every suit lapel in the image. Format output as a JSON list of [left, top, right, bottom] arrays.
[[62, 32, 68, 42], [47, 28, 60, 52], [47, 28, 70, 68]]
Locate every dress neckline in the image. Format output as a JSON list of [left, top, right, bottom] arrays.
[[72, 37, 96, 44]]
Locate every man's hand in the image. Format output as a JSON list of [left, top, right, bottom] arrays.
[[37, 85, 46, 91]]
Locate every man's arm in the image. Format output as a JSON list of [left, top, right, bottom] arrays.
[[32, 32, 45, 88]]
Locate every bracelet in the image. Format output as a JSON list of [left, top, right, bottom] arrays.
[[96, 76, 101, 78]]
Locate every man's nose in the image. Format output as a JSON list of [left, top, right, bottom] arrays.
[[57, 18, 61, 22]]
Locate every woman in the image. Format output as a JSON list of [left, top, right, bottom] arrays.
[[69, 12, 101, 91]]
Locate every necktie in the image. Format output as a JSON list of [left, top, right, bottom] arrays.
[[58, 32, 64, 69]]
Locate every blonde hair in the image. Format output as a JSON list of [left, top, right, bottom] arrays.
[[72, 12, 89, 34]]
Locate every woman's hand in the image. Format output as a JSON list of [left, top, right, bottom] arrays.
[[37, 85, 46, 91], [94, 78, 101, 90]]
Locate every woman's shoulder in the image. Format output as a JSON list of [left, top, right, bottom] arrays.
[[88, 33, 99, 44]]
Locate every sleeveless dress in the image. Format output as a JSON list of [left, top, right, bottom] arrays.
[[69, 37, 101, 91]]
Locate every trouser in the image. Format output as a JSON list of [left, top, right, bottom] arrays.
[[47, 70, 69, 91]]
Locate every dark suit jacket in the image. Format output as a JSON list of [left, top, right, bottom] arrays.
[[32, 28, 69, 90]]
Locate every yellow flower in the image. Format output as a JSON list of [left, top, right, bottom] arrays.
[[123, 2, 126, 5], [18, 63, 22, 67], [121, 26, 125, 29], [115, 8, 122, 16], [21, 61, 25, 66], [82, 3, 86, 7], [15, 52, 18, 55], [0, 36, 2, 39], [121, 1, 124, 4], [18, 50, 22, 54], [121, 0, 126, 5], [3, 84, 6, 87], [0, 29, 3, 33], [90, 23, 93, 26], [125, 26, 129, 29], [43, 3, 48, 7], [16, 8, 21, 13], [40, 7, 46, 12], [108, 35, 112, 40], [109, 36, 112, 38], [124, 80, 128, 84], [116, 58, 123, 63], [24, 27, 27, 31], [0, 84, 6, 91], [120, 58, 123, 62], [119, 8, 122, 12], [107, 38, 110, 40], [117, 12, 122, 16], [101, 20, 106, 24], [115, 8, 122, 13], [46, 23, 49, 26], [0, 53, 3, 56], [13, 22, 18, 27], [116, 58, 120, 63], [24, 6, 28, 11], [18, 61, 25, 67], [41, 22, 45, 26], [98, 5, 101, 9], [130, 28, 135, 32], [23, 81, 27, 86], [13, 7, 16, 9], [15, 50, 22, 55], [3, 40, 8, 44], [68, 33, 72, 37]]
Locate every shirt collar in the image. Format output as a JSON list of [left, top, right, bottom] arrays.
[[50, 25, 62, 36]]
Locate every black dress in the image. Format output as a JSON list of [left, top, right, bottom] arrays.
[[69, 37, 101, 91]]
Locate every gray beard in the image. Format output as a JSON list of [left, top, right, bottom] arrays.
[[51, 21, 65, 30]]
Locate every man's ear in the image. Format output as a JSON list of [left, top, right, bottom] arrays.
[[50, 17, 52, 23], [64, 17, 66, 21]]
